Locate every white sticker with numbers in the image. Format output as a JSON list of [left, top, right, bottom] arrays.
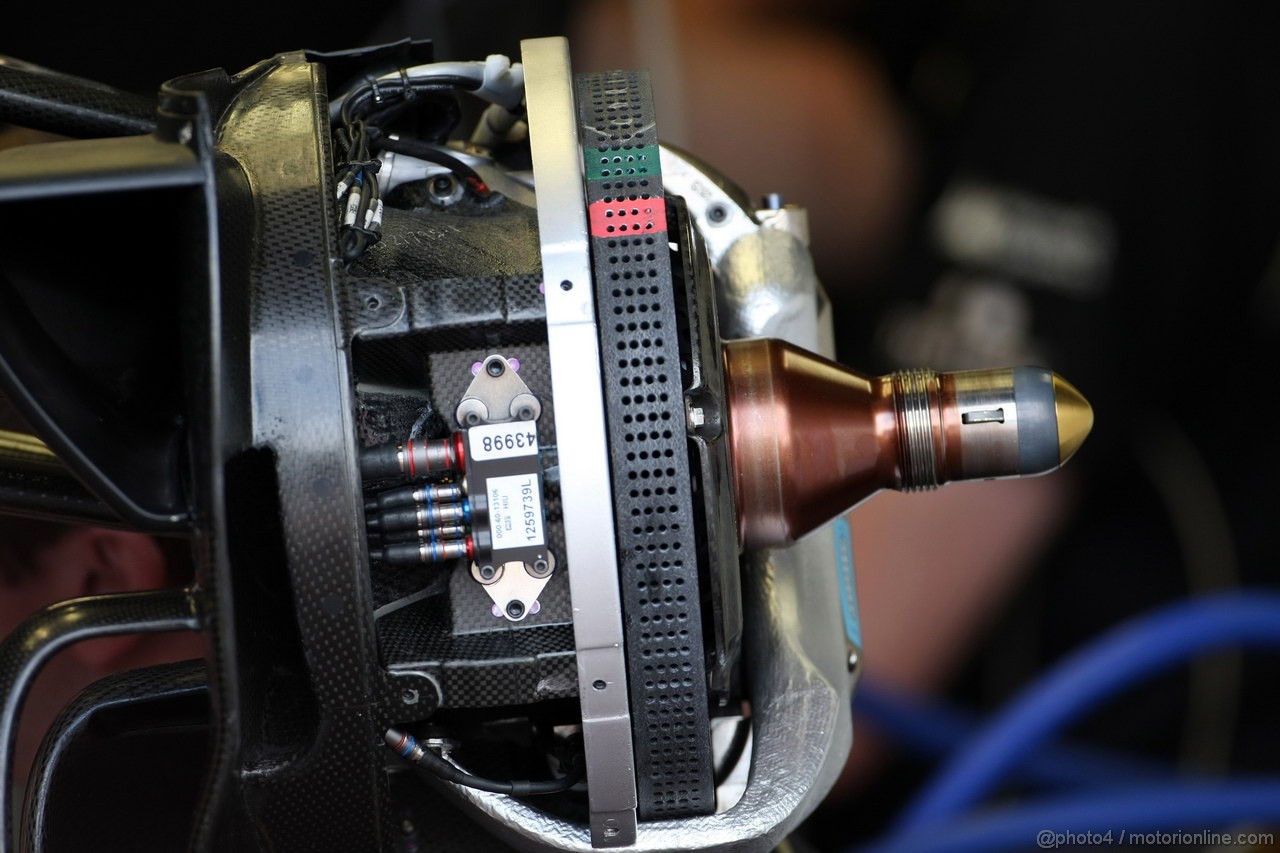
[[468, 422, 540, 462], [488, 474, 545, 549]]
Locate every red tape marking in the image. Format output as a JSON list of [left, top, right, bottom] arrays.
[[588, 197, 667, 239]]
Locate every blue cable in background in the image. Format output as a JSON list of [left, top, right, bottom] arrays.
[[854, 680, 1169, 790], [893, 592, 1280, 833], [861, 781, 1280, 853]]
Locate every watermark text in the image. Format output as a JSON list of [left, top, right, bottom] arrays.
[[1036, 829, 1273, 849]]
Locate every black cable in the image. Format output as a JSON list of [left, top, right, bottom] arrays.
[[331, 67, 515, 259], [338, 75, 477, 127], [362, 92, 462, 143], [333, 116, 383, 265], [331, 75, 484, 265], [714, 718, 752, 787], [330, 66, 518, 264], [416, 748, 584, 796], [368, 132, 490, 195], [386, 728, 584, 796]]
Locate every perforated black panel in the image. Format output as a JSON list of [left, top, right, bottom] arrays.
[[575, 70, 715, 819]]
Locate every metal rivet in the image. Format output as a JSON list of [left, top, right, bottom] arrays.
[[506, 600, 526, 619], [707, 203, 728, 224], [592, 679, 607, 691]]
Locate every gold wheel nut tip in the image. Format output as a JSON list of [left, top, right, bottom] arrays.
[[1052, 373, 1093, 465]]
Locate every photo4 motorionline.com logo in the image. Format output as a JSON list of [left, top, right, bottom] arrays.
[[1037, 829, 1275, 848]]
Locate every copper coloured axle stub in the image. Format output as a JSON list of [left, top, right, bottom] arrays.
[[722, 338, 1092, 550]]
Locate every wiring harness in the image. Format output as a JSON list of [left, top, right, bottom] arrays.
[[332, 117, 382, 264], [386, 728, 584, 797], [329, 56, 525, 265]]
